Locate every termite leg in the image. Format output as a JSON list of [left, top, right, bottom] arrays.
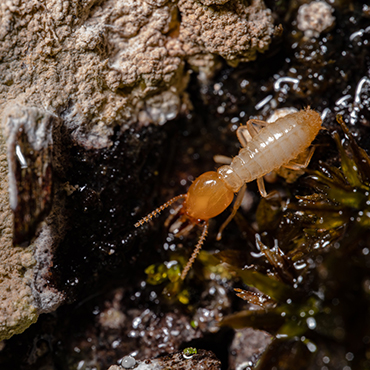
[[135, 194, 186, 228], [256, 177, 268, 198], [257, 177, 279, 199], [282, 163, 306, 171], [282, 147, 316, 170], [247, 119, 270, 131], [216, 183, 247, 241], [164, 203, 184, 228], [236, 126, 252, 147], [237, 119, 268, 147], [181, 221, 209, 280], [170, 219, 195, 237], [213, 154, 232, 165]]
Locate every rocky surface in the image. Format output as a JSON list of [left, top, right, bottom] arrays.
[[0, 0, 275, 149], [0, 0, 276, 343], [108, 349, 221, 370], [0, 105, 65, 341], [228, 328, 271, 370], [0, 124, 37, 341], [297, 0, 335, 38], [0, 1, 369, 369], [179, 0, 276, 66]]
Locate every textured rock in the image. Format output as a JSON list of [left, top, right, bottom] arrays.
[[297, 0, 335, 38], [0, 0, 275, 149], [0, 105, 65, 341], [3, 105, 54, 245], [0, 127, 38, 340], [0, 0, 276, 342], [108, 349, 221, 370], [199, 0, 230, 5], [228, 328, 271, 369], [178, 0, 276, 66]]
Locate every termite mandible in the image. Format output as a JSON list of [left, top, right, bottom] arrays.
[[135, 107, 322, 280]]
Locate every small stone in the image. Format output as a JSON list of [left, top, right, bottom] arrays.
[[297, 0, 335, 38]]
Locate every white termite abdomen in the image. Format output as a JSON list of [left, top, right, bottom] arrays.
[[218, 109, 322, 191]]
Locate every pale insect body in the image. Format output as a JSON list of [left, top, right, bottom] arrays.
[[217, 108, 322, 192], [135, 108, 322, 279]]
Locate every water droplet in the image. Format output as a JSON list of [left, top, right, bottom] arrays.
[[183, 347, 197, 359], [132, 317, 141, 329], [322, 356, 330, 364], [15, 145, 28, 168], [345, 352, 354, 361], [306, 317, 316, 330], [306, 341, 317, 353], [255, 95, 273, 110], [120, 355, 136, 369], [276, 333, 288, 339], [273, 76, 299, 92], [77, 360, 85, 370]]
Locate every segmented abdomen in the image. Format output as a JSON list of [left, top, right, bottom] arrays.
[[230, 116, 311, 183]]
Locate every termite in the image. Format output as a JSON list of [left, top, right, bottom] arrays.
[[135, 108, 322, 280]]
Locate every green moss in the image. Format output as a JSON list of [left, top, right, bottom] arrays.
[[219, 118, 370, 369], [183, 347, 197, 356], [144, 250, 231, 306]]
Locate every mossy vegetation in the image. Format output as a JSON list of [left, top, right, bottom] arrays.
[[219, 116, 370, 369], [143, 115, 370, 368]]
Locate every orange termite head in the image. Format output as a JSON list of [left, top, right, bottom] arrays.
[[135, 171, 235, 279], [135, 171, 234, 228], [183, 171, 234, 221]]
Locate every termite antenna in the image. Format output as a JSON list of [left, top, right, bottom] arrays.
[[135, 194, 186, 228], [181, 221, 209, 280]]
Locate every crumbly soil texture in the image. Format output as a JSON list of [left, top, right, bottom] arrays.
[[1, 1, 370, 370]]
